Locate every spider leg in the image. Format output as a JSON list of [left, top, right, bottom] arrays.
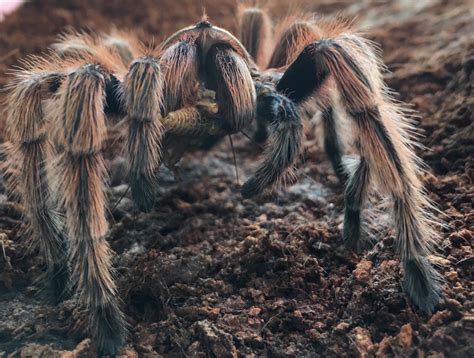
[[0, 141, 21, 203], [322, 106, 348, 182], [238, 6, 273, 68], [122, 56, 164, 212], [102, 31, 139, 66], [241, 82, 303, 198], [122, 49, 222, 197], [161, 40, 199, 113], [269, 19, 317, 69], [343, 156, 370, 251], [278, 38, 442, 312], [249, 19, 317, 143], [50, 62, 127, 355], [5, 70, 70, 302], [205, 45, 256, 133], [53, 31, 139, 67], [117, 42, 223, 199]]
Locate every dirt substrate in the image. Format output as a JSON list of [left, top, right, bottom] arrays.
[[0, 0, 473, 357]]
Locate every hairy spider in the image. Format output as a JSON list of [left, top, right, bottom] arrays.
[[2, 6, 443, 356]]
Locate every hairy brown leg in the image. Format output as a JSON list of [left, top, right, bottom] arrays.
[[250, 18, 317, 143], [238, 8, 279, 141], [102, 34, 136, 66], [238, 6, 273, 68], [277, 38, 442, 312], [343, 157, 369, 251], [269, 20, 317, 69], [205, 44, 256, 133], [122, 56, 164, 212], [5, 71, 70, 301], [52, 64, 127, 355], [161, 40, 199, 114], [322, 107, 348, 182]]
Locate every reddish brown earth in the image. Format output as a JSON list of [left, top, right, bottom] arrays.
[[0, 0, 473, 357]]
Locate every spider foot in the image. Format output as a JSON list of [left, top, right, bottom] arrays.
[[403, 257, 443, 314], [342, 222, 368, 254], [35, 263, 72, 304], [241, 178, 261, 199], [94, 304, 128, 356]]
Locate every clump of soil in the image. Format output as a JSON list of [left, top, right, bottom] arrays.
[[0, 0, 472, 357]]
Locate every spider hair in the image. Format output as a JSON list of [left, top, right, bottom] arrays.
[[122, 56, 164, 212], [4, 35, 134, 353], [272, 16, 443, 311], [242, 82, 303, 197], [160, 40, 199, 113], [49, 62, 127, 350], [206, 45, 257, 132], [4, 68, 69, 301], [238, 5, 273, 68]]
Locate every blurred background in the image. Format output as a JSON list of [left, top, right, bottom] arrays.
[[0, 0, 472, 357]]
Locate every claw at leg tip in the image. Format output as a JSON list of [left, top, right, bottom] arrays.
[[241, 179, 260, 199]]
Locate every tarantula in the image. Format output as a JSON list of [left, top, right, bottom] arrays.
[[3, 5, 442, 356]]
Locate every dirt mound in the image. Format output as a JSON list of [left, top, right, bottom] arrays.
[[0, 0, 472, 357]]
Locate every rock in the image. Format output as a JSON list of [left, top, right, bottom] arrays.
[[335, 322, 350, 332], [118, 346, 139, 358], [399, 323, 413, 347], [293, 310, 303, 319], [461, 313, 474, 329], [284, 344, 297, 356], [20, 343, 60, 358], [193, 320, 237, 358], [448, 229, 472, 246], [445, 270, 459, 282], [428, 255, 451, 266], [307, 329, 321, 341], [376, 336, 393, 357], [242, 235, 259, 250], [445, 298, 463, 319], [248, 306, 261, 317], [236, 331, 264, 348], [428, 310, 452, 327], [353, 260, 373, 282], [60, 339, 93, 358], [351, 327, 374, 358]]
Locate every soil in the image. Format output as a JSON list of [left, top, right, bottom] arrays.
[[0, 0, 473, 357]]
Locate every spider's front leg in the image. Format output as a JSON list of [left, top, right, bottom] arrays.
[[205, 44, 256, 133], [203, 41, 302, 197], [277, 37, 442, 312], [122, 56, 164, 212], [241, 82, 304, 198]]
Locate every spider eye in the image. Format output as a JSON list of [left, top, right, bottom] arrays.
[[195, 20, 212, 29]]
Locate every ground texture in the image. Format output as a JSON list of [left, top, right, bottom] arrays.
[[0, 0, 473, 357]]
